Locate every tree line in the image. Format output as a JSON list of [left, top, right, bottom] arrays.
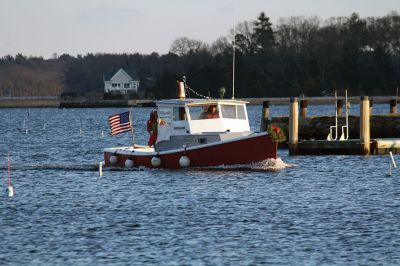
[[1, 12, 399, 98]]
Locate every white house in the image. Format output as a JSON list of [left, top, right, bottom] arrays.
[[104, 68, 140, 94]]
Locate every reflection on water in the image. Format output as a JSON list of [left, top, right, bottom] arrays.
[[0, 106, 399, 265]]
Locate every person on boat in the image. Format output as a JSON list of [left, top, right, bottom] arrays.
[[206, 105, 219, 119], [147, 109, 158, 147], [200, 105, 219, 119]]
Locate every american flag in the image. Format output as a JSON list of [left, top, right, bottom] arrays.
[[108, 111, 131, 135]]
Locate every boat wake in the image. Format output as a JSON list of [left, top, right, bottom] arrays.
[[250, 158, 295, 171], [0, 163, 100, 172], [191, 158, 295, 172]]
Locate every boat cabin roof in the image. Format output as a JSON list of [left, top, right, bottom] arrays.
[[155, 98, 248, 106]]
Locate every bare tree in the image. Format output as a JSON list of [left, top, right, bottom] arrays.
[[169, 37, 209, 56], [229, 21, 255, 54], [276, 16, 321, 53], [210, 36, 230, 56]]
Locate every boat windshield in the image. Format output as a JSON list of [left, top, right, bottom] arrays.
[[188, 104, 246, 120], [188, 105, 220, 120], [220, 104, 246, 120]]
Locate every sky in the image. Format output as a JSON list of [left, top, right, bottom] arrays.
[[0, 0, 399, 58]]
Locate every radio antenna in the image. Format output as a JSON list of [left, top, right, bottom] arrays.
[[232, 14, 236, 100]]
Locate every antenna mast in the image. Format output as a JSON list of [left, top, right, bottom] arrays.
[[232, 15, 236, 100]]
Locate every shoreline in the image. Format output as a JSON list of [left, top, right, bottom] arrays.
[[0, 96, 398, 108]]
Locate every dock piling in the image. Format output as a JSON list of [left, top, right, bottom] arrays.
[[260, 100, 270, 132], [390, 99, 397, 114], [369, 98, 373, 114], [336, 99, 343, 117], [360, 96, 370, 155], [289, 97, 299, 155], [300, 99, 308, 118]]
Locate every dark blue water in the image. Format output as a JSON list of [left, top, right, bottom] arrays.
[[1, 105, 400, 265]]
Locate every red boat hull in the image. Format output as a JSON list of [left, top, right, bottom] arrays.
[[104, 133, 277, 169]]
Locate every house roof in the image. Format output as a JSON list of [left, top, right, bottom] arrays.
[[104, 68, 139, 81]]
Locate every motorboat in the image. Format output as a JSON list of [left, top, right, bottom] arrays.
[[104, 81, 277, 169]]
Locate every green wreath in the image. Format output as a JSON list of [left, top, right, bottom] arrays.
[[267, 125, 286, 143]]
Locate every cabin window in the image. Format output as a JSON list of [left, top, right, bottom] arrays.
[[158, 106, 172, 125], [220, 105, 246, 120], [188, 105, 220, 120], [236, 105, 246, 119], [124, 83, 130, 88], [173, 107, 187, 121], [188, 106, 205, 120]]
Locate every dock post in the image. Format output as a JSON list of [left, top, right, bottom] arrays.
[[336, 99, 343, 117], [289, 97, 299, 155], [369, 98, 373, 114], [300, 99, 308, 118], [260, 100, 270, 132], [360, 96, 370, 155], [390, 99, 397, 114]]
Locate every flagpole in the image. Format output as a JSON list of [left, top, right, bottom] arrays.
[[129, 110, 135, 149]]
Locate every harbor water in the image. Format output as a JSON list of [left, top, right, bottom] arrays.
[[1, 104, 399, 265]]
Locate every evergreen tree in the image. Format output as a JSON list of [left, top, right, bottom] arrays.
[[252, 12, 275, 54]]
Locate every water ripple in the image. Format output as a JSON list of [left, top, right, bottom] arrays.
[[0, 107, 399, 265]]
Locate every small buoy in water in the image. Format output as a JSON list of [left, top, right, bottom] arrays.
[[389, 151, 397, 168], [151, 156, 162, 167], [109, 155, 118, 165], [99, 161, 103, 177], [6, 154, 14, 197], [7, 186, 14, 197], [179, 155, 190, 168], [25, 129, 28, 134], [125, 158, 134, 168], [387, 163, 392, 176], [101, 130, 104, 138]]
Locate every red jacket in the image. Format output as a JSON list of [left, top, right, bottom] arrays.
[[147, 119, 157, 146]]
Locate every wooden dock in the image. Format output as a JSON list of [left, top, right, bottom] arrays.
[[296, 139, 400, 155], [282, 96, 400, 156], [373, 139, 400, 154]]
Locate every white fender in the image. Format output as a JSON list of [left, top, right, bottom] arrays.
[[125, 158, 134, 168], [179, 155, 190, 168], [109, 155, 118, 164], [151, 156, 162, 167]]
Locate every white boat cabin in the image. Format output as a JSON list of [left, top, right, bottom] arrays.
[[154, 99, 252, 151]]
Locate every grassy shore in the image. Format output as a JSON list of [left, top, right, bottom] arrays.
[[0, 98, 60, 108]]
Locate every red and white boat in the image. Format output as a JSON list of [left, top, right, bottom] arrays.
[[104, 84, 277, 169]]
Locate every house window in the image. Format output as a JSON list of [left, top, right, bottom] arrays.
[[124, 83, 130, 88], [112, 83, 118, 88]]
